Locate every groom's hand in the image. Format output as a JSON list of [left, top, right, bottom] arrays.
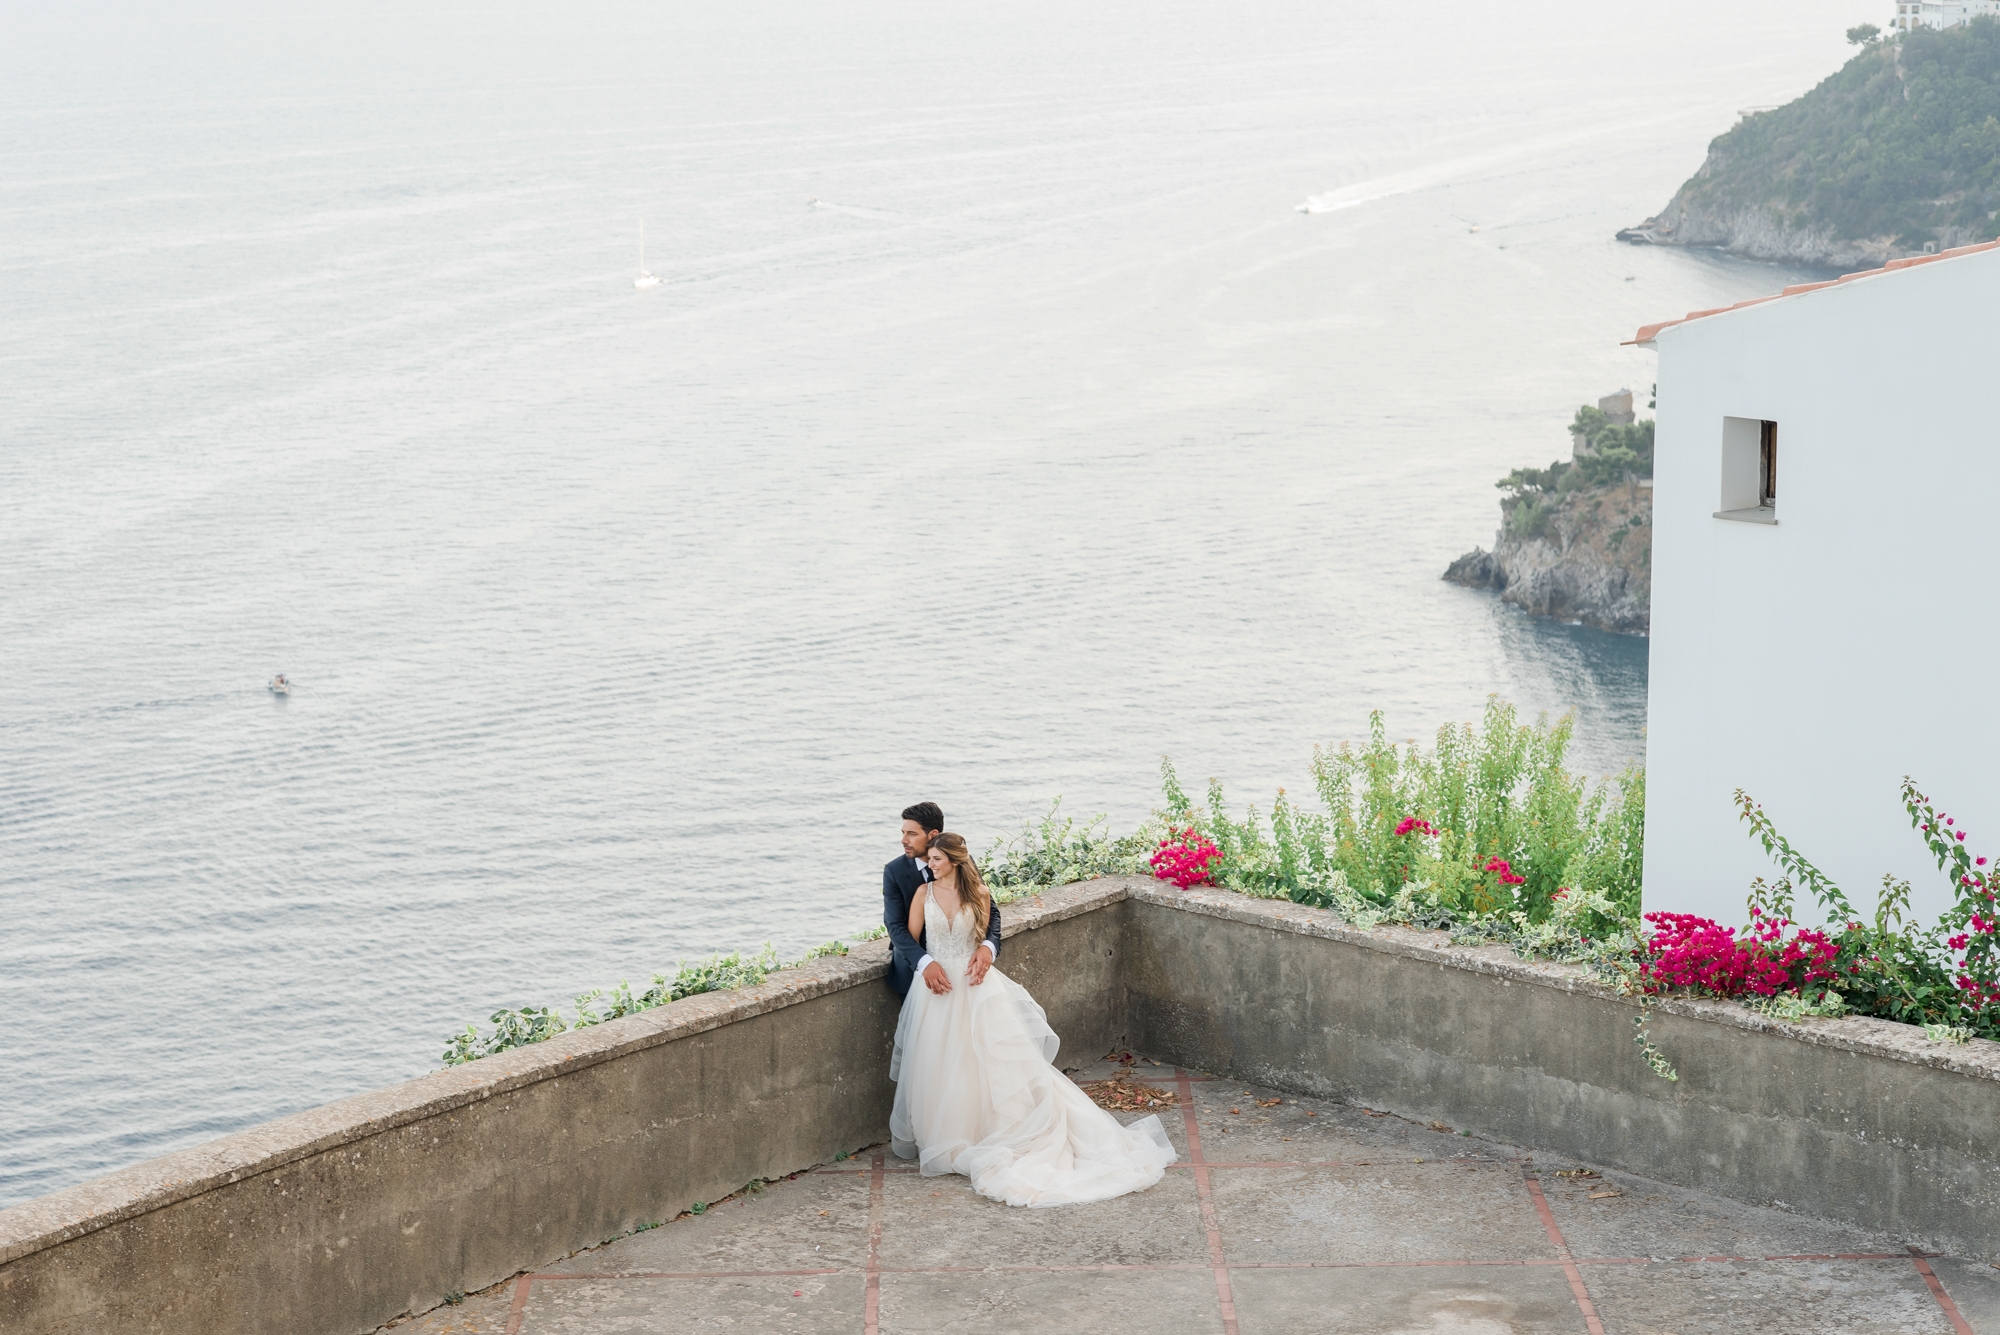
[[923, 961, 952, 994], [966, 945, 993, 986]]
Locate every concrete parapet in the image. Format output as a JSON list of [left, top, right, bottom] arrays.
[[1122, 882, 2000, 1262], [0, 881, 1129, 1335], [3, 875, 1997, 1333]]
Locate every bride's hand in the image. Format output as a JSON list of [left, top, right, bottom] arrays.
[[966, 946, 992, 986]]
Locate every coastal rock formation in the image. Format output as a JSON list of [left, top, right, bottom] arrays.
[[1615, 203, 1907, 272], [1618, 26, 2000, 269], [1445, 482, 1652, 635]]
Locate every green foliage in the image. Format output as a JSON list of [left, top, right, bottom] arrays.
[[980, 797, 1159, 898], [1505, 492, 1550, 539], [1495, 413, 1654, 537], [1160, 698, 1644, 926], [1848, 22, 1881, 45], [1569, 404, 1610, 443], [1497, 462, 1564, 498], [1502, 887, 1639, 964], [1683, 20, 2000, 246], [442, 941, 813, 1066]]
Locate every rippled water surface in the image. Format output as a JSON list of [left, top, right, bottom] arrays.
[[1, 0, 1850, 1205]]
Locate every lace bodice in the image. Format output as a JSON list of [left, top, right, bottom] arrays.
[[922, 888, 981, 966]]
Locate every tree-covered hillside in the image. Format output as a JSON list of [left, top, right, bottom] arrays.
[[1630, 20, 2000, 262]]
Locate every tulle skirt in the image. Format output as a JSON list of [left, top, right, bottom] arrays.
[[888, 963, 1177, 1207]]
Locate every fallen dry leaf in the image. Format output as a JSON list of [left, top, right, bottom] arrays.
[[1553, 1169, 1600, 1180], [1429, 1122, 1452, 1133], [1589, 1190, 1623, 1200], [1076, 1072, 1178, 1113], [1256, 1098, 1282, 1108], [1229, 1107, 1241, 1115], [1305, 1111, 1317, 1117]]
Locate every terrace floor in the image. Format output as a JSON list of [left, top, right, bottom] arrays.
[[388, 1053, 2000, 1335]]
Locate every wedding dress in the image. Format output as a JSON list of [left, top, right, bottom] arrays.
[[888, 887, 1177, 1206]]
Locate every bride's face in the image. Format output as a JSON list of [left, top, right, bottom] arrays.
[[926, 846, 953, 883]]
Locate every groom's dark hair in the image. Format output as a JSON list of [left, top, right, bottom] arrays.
[[902, 801, 943, 834]]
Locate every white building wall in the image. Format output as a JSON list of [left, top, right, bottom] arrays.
[[1643, 249, 2000, 927]]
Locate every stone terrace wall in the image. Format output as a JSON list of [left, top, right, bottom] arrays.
[[1123, 881, 2000, 1262], [6, 876, 1999, 1334], [0, 882, 1131, 1335]]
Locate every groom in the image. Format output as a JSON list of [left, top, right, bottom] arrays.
[[883, 801, 1002, 998]]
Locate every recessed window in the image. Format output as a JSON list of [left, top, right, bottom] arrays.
[[1759, 419, 1777, 507], [1717, 416, 1778, 524]]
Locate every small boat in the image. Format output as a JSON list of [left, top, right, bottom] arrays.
[[634, 219, 660, 290], [269, 675, 291, 696]]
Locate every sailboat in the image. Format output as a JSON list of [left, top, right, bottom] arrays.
[[634, 219, 660, 290]]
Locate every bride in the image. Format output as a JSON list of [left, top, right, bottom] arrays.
[[888, 832, 1177, 1206]]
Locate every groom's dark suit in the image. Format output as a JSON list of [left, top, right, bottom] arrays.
[[882, 853, 1003, 999]]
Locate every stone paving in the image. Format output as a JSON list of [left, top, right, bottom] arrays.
[[387, 1054, 2000, 1334]]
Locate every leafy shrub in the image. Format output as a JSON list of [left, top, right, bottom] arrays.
[[1505, 494, 1550, 539], [1155, 698, 1643, 925], [980, 799, 1158, 898], [443, 942, 814, 1065]]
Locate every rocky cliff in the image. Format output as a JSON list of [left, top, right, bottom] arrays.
[[1445, 481, 1652, 636], [1619, 24, 2000, 268]]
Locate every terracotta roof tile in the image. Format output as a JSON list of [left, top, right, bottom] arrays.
[[1625, 237, 2000, 346]]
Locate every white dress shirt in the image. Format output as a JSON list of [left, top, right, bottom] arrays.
[[912, 855, 994, 980]]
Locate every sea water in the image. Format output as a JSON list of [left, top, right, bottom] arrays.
[[0, 0, 1848, 1205]]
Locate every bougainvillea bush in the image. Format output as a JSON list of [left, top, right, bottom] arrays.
[[1730, 779, 2000, 1038], [1637, 909, 1838, 1000], [1149, 826, 1222, 888]]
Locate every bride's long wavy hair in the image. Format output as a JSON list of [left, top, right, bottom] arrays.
[[927, 832, 992, 941]]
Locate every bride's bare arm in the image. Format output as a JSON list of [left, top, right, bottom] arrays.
[[907, 886, 926, 944]]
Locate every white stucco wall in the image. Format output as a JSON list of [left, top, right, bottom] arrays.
[[1643, 248, 2000, 927]]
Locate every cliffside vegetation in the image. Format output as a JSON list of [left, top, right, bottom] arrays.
[[1498, 409, 1654, 544], [1443, 398, 1655, 634], [1629, 19, 2000, 264]]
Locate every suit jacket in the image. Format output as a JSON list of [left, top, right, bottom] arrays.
[[882, 854, 1003, 999]]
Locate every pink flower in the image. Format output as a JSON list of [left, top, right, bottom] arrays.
[[1149, 827, 1222, 890]]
